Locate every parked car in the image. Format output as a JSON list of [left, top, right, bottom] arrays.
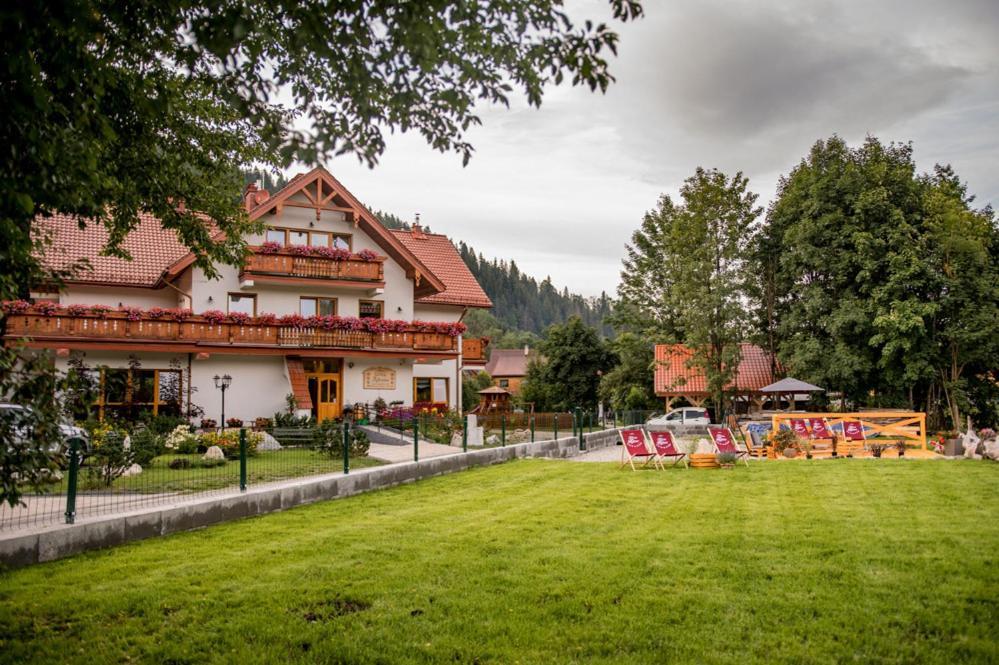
[[0, 402, 89, 454], [646, 407, 711, 427]]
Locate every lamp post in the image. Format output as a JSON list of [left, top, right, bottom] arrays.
[[214, 374, 232, 430]]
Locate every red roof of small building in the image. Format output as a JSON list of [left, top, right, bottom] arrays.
[[35, 213, 194, 287], [390, 228, 492, 308], [654, 343, 775, 396], [484, 347, 535, 378]]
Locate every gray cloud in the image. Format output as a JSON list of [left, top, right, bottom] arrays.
[[318, 0, 999, 298]]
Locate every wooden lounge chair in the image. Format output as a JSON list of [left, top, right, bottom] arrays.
[[648, 430, 687, 468], [806, 417, 836, 457], [707, 427, 750, 467], [739, 426, 768, 458], [839, 420, 866, 457], [790, 418, 811, 438], [620, 428, 658, 470]]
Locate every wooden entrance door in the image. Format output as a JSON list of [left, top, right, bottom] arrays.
[[307, 373, 342, 421]]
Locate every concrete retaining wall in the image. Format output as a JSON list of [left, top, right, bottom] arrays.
[[0, 428, 626, 569]]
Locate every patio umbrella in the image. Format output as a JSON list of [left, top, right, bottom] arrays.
[[760, 377, 824, 411]]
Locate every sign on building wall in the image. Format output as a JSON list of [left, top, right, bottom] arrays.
[[363, 367, 396, 390]]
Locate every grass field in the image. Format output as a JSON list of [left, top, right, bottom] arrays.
[[1, 459, 997, 664]]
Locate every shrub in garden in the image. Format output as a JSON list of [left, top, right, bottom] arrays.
[[195, 458, 226, 468], [88, 430, 135, 487], [128, 427, 163, 466], [311, 419, 344, 458], [199, 430, 260, 459], [164, 424, 199, 454], [143, 413, 189, 435], [350, 429, 370, 457], [168, 458, 191, 470]]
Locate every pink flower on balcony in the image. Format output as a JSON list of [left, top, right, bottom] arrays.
[[118, 306, 142, 321], [1, 300, 31, 315], [304, 315, 324, 329], [66, 304, 90, 317], [33, 301, 62, 316], [356, 249, 379, 262], [337, 316, 365, 331], [146, 307, 166, 320], [166, 308, 192, 322], [228, 311, 251, 325], [202, 309, 227, 325], [278, 314, 306, 328], [254, 312, 277, 325], [89, 304, 112, 319], [288, 245, 312, 256], [258, 241, 283, 254]]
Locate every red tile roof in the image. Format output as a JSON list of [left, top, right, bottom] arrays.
[[390, 229, 492, 308], [654, 343, 775, 396], [484, 348, 535, 378], [34, 213, 193, 287]]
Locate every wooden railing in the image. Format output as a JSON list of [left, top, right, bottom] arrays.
[[771, 411, 927, 449], [462, 337, 489, 362], [243, 249, 384, 283], [4, 314, 457, 353]]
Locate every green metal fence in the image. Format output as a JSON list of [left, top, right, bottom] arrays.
[[1, 407, 643, 532]]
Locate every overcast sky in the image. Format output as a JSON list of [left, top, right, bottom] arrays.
[[310, 0, 998, 298]]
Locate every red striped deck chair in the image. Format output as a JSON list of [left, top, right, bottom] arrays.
[[620, 428, 658, 470], [790, 418, 811, 438], [806, 417, 836, 456], [648, 430, 687, 468], [842, 421, 866, 442], [707, 427, 750, 467]]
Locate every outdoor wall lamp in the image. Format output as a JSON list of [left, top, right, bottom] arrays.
[[213, 374, 232, 430]]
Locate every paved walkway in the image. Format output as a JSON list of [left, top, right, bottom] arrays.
[[571, 446, 623, 463], [367, 441, 460, 463]]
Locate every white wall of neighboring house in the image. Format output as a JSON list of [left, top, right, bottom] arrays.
[[412, 303, 465, 409]]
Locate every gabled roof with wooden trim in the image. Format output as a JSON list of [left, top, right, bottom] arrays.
[[654, 343, 776, 396], [32, 166, 451, 299], [245, 166, 446, 299]]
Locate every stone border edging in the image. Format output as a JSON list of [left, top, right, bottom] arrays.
[[0, 428, 624, 569]]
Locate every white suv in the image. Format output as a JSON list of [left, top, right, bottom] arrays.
[[647, 407, 711, 426]]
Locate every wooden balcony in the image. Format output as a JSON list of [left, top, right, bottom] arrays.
[[4, 313, 458, 357], [462, 337, 489, 363], [241, 248, 385, 287]]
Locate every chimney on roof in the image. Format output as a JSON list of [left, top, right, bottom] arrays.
[[411, 212, 425, 239], [243, 182, 269, 212]]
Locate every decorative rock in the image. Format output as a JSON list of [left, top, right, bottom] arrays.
[[982, 439, 999, 461], [961, 428, 982, 460], [486, 434, 500, 445], [202, 445, 225, 460], [121, 463, 143, 477], [257, 433, 283, 451]]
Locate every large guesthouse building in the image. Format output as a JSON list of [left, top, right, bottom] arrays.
[[5, 167, 492, 422]]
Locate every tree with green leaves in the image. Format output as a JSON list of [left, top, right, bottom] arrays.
[[597, 332, 659, 410], [617, 169, 759, 418], [520, 317, 613, 411], [0, 0, 643, 506]]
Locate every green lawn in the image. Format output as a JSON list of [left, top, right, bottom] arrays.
[[1, 460, 997, 664]]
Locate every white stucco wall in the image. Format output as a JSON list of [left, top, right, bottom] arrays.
[[59, 285, 179, 309], [191, 355, 289, 423], [341, 357, 414, 409]]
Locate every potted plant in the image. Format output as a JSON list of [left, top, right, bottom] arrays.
[[199, 418, 217, 430], [894, 441, 907, 458], [770, 428, 799, 459], [226, 417, 243, 428], [800, 437, 813, 459], [868, 442, 887, 458], [716, 451, 738, 469], [941, 431, 961, 456]]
